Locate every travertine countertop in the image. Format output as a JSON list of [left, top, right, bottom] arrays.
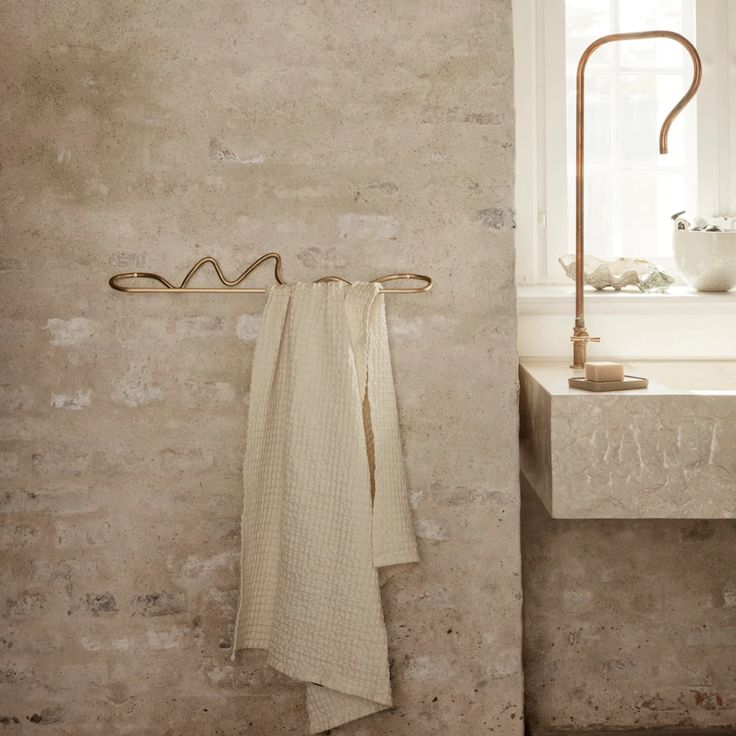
[[520, 361, 672, 396]]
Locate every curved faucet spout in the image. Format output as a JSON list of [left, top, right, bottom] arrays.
[[571, 30, 702, 369]]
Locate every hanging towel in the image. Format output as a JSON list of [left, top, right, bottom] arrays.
[[232, 282, 418, 734]]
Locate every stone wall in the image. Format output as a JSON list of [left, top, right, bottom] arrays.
[[522, 479, 736, 734], [0, 1, 521, 734]]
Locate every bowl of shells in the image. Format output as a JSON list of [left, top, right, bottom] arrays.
[[672, 213, 736, 292]]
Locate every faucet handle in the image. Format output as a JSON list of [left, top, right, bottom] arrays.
[[570, 334, 600, 344], [570, 330, 600, 369]]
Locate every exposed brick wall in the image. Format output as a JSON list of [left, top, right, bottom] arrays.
[[0, 1, 521, 733]]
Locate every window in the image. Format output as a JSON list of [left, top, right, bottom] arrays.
[[514, 0, 736, 284]]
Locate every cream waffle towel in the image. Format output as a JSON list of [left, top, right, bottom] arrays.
[[232, 282, 418, 734]]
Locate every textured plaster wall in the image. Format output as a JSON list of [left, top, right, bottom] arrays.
[[0, 1, 521, 734], [522, 479, 736, 734]]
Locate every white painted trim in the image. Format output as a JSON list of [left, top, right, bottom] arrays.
[[513, 0, 568, 285], [729, 1, 736, 214], [518, 312, 736, 359], [696, 0, 733, 217], [541, 0, 568, 282], [695, 0, 720, 216], [518, 284, 736, 360], [518, 284, 736, 315], [513, 0, 541, 284]]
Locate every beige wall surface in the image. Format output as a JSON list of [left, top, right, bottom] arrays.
[[523, 480, 736, 734], [0, 1, 521, 734]]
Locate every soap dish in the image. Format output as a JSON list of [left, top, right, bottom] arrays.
[[569, 375, 649, 392]]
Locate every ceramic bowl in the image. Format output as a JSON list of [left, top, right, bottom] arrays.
[[673, 230, 736, 292]]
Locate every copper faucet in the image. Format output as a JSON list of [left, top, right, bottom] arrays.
[[571, 31, 702, 369]]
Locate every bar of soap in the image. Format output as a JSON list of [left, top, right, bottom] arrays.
[[585, 361, 625, 382]]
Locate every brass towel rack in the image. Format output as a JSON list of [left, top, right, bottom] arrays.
[[109, 252, 433, 294]]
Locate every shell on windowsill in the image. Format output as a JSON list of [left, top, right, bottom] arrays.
[[558, 255, 675, 292]]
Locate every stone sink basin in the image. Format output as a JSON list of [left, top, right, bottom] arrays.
[[519, 360, 736, 519]]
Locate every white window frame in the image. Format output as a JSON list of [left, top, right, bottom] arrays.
[[514, 0, 736, 285]]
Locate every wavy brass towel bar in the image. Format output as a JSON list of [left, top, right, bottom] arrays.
[[109, 252, 433, 294]]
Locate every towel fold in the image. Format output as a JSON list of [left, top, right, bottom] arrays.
[[232, 282, 418, 733]]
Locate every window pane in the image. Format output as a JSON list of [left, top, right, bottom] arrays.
[[564, 0, 697, 261], [618, 75, 687, 165], [618, 171, 686, 254], [566, 0, 613, 69], [619, 0, 688, 67], [567, 75, 613, 166], [585, 172, 616, 258]]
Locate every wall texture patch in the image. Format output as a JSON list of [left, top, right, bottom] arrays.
[[0, 1, 521, 733], [522, 479, 736, 734]]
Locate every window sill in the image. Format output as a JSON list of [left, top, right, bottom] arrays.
[[518, 284, 736, 316]]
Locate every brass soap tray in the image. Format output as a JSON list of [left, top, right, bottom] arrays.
[[569, 375, 649, 392]]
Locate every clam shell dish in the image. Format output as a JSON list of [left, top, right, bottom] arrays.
[[559, 255, 675, 292]]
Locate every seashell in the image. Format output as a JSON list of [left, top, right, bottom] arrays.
[[558, 255, 675, 292], [670, 211, 736, 232]]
